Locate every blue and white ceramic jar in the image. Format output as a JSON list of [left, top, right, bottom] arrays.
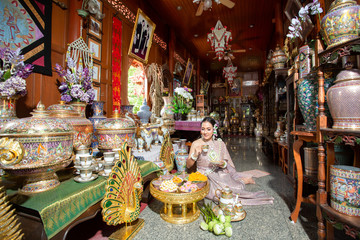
[[137, 99, 152, 124], [89, 101, 106, 155]]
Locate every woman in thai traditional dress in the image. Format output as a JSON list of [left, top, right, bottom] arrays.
[[186, 117, 273, 205]]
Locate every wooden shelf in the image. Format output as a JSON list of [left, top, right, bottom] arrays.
[[321, 128, 360, 136], [321, 203, 360, 230], [318, 37, 360, 58]]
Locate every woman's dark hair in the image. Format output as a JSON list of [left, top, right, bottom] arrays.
[[201, 117, 221, 140]]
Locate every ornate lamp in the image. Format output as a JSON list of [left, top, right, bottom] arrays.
[[223, 60, 237, 87], [207, 20, 232, 61]]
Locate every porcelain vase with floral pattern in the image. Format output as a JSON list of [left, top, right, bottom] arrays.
[[297, 76, 334, 131], [89, 101, 106, 153], [175, 139, 188, 172], [160, 96, 174, 120]]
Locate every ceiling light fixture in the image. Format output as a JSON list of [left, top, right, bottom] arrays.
[[249, 47, 252, 50], [176, 6, 182, 10], [249, 24, 255, 28], [194, 34, 199, 37]]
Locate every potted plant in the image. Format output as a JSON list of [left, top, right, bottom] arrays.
[[172, 87, 194, 120]]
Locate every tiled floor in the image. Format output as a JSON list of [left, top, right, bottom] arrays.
[[67, 137, 350, 240]]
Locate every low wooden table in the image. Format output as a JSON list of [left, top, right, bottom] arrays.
[[149, 180, 209, 224]]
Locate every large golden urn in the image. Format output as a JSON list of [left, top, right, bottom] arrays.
[[321, 0, 360, 49], [96, 109, 136, 150], [0, 102, 74, 193], [48, 101, 93, 151]]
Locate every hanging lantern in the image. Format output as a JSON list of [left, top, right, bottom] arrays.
[[223, 61, 237, 87], [207, 20, 232, 61]]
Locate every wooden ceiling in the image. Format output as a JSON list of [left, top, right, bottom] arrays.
[[145, 0, 282, 74]]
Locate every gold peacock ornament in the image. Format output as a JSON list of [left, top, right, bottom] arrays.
[[101, 142, 144, 238], [0, 187, 24, 240], [159, 132, 174, 173]]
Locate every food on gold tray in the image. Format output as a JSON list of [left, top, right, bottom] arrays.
[[172, 176, 183, 184], [188, 171, 208, 182], [160, 180, 178, 192], [179, 181, 199, 193]]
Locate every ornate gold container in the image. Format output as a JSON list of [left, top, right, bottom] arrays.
[[48, 101, 93, 150], [0, 103, 74, 193], [96, 110, 136, 150], [271, 45, 287, 69], [321, 0, 360, 49], [150, 180, 209, 224]]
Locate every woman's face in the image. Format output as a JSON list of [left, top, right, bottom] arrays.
[[201, 121, 214, 141]]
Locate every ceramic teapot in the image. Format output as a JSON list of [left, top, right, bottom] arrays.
[[214, 186, 236, 213]]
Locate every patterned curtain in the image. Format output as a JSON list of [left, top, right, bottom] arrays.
[[112, 17, 122, 110]]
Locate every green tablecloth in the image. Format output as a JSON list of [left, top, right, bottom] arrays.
[[3, 159, 161, 238]]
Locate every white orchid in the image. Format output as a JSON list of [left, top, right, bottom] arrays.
[[287, 0, 323, 41], [298, 5, 309, 21]]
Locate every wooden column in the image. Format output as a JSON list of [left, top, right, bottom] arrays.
[[168, 29, 176, 96], [67, 0, 82, 43], [196, 58, 201, 94], [274, 1, 284, 46]]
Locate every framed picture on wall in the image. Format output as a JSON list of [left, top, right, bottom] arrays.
[[183, 58, 193, 86], [88, 38, 102, 61], [93, 86, 100, 101], [92, 63, 101, 83], [89, 16, 102, 40], [128, 9, 156, 64]]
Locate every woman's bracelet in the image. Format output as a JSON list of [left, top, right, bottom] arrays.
[[191, 152, 198, 161]]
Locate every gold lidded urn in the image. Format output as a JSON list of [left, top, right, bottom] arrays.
[[95, 109, 136, 150], [48, 101, 94, 151], [321, 0, 360, 49], [0, 102, 74, 193]]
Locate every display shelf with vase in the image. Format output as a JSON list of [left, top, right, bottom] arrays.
[[0, 102, 74, 194], [316, 32, 360, 238]]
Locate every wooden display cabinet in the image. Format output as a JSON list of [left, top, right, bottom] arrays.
[[196, 95, 207, 116], [316, 37, 360, 239]]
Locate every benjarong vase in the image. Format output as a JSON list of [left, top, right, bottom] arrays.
[[175, 139, 188, 172], [297, 76, 334, 131], [160, 96, 174, 120], [321, 0, 360, 49], [0, 96, 18, 130]]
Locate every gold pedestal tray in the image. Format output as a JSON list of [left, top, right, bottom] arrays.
[[150, 179, 209, 224], [109, 218, 145, 240]]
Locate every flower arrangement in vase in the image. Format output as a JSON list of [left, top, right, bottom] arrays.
[[172, 87, 194, 119], [0, 47, 33, 98], [54, 56, 95, 104]]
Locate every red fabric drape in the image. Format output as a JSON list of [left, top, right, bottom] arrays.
[[112, 17, 122, 110]]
